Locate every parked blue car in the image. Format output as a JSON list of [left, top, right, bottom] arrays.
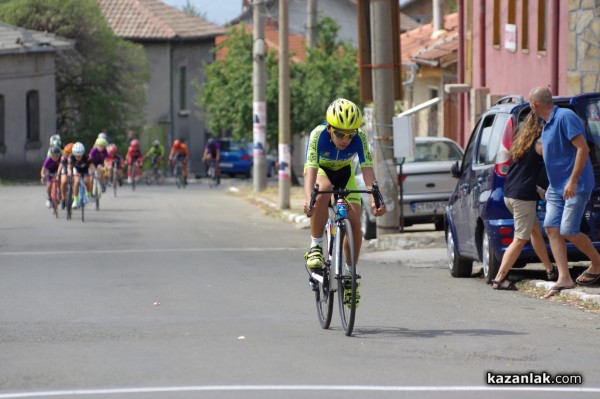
[[445, 93, 600, 283], [217, 139, 277, 178], [218, 139, 253, 177]]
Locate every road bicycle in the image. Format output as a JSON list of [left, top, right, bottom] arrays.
[[71, 173, 89, 222], [130, 161, 138, 191], [306, 181, 383, 336], [47, 173, 61, 219], [145, 157, 164, 185], [207, 160, 219, 188], [91, 168, 102, 211], [174, 157, 186, 189]]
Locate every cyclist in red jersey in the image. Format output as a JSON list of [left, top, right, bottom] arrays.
[[126, 139, 144, 183], [105, 143, 124, 186]]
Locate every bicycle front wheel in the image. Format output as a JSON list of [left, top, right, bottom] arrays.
[[336, 218, 357, 336], [315, 223, 334, 329], [131, 163, 137, 191], [113, 167, 118, 197], [66, 180, 73, 220], [93, 178, 100, 211]]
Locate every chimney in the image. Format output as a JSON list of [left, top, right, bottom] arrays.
[[431, 0, 446, 39]]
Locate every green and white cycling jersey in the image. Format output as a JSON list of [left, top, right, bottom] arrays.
[[304, 123, 373, 172]]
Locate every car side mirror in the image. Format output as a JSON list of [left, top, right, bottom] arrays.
[[451, 161, 461, 178]]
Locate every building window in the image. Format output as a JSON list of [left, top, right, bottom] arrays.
[[26, 90, 40, 143], [521, 0, 529, 51], [179, 66, 187, 111], [537, 0, 546, 52], [508, 0, 516, 24], [493, 0, 501, 47]]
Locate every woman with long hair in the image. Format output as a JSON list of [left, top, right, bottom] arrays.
[[492, 111, 556, 290]]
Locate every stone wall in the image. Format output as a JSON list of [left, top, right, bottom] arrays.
[[568, 0, 600, 94]]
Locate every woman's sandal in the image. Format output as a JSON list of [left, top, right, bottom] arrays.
[[492, 279, 518, 291], [546, 265, 558, 281]]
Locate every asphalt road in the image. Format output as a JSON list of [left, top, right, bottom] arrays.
[[0, 181, 599, 399]]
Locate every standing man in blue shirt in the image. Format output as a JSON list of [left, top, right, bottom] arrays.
[[530, 86, 600, 297]]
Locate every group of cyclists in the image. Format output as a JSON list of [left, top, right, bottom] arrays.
[[40, 132, 222, 209]]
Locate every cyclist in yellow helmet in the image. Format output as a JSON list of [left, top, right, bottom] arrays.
[[303, 98, 386, 299]]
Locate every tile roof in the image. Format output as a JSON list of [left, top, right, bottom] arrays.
[[216, 21, 306, 63], [401, 12, 458, 66], [96, 0, 225, 41], [0, 22, 73, 56]]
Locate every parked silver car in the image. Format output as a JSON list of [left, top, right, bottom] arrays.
[[357, 137, 464, 239]]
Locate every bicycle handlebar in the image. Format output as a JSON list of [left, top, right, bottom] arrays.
[[308, 180, 385, 211]]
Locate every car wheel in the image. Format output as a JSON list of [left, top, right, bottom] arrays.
[[482, 228, 501, 284], [434, 218, 444, 231], [446, 226, 473, 277], [361, 203, 376, 240]]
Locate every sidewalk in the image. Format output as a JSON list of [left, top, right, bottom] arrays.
[[230, 182, 600, 309]]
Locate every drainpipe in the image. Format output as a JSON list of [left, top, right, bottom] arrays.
[[479, 0, 485, 87], [458, 0, 465, 147], [550, 0, 559, 94], [169, 42, 175, 146]]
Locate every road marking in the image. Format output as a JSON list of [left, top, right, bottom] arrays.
[[0, 247, 300, 257], [0, 385, 599, 398]]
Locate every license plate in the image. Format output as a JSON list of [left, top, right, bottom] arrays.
[[220, 163, 233, 168], [411, 201, 446, 213]]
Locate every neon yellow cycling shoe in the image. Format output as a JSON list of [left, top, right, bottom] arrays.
[[343, 279, 360, 308], [305, 245, 323, 270]]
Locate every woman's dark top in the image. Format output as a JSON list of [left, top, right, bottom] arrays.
[[503, 144, 545, 201]]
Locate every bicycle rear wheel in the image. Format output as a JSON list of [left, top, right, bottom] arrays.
[[336, 218, 357, 336]]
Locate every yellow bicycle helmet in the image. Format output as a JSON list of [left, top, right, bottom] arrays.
[[326, 98, 363, 130]]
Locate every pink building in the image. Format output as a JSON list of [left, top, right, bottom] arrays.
[[454, 0, 600, 146]]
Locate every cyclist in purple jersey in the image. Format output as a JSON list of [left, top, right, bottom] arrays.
[[40, 146, 62, 208], [89, 138, 109, 192], [203, 137, 221, 182]]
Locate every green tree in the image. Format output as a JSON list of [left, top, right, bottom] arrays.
[[291, 17, 361, 135], [196, 17, 360, 151], [0, 0, 149, 149]]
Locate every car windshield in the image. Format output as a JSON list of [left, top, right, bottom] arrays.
[[219, 141, 248, 152], [403, 141, 463, 163]]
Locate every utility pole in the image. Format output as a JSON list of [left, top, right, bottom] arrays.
[[253, 0, 267, 192], [370, 0, 400, 237], [306, 0, 317, 47], [278, 0, 291, 208]]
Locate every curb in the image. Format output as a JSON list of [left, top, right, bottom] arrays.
[[533, 281, 600, 306]]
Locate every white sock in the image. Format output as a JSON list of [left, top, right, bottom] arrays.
[[311, 236, 323, 247]]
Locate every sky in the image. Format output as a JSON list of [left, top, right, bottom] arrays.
[[161, 0, 243, 26]]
